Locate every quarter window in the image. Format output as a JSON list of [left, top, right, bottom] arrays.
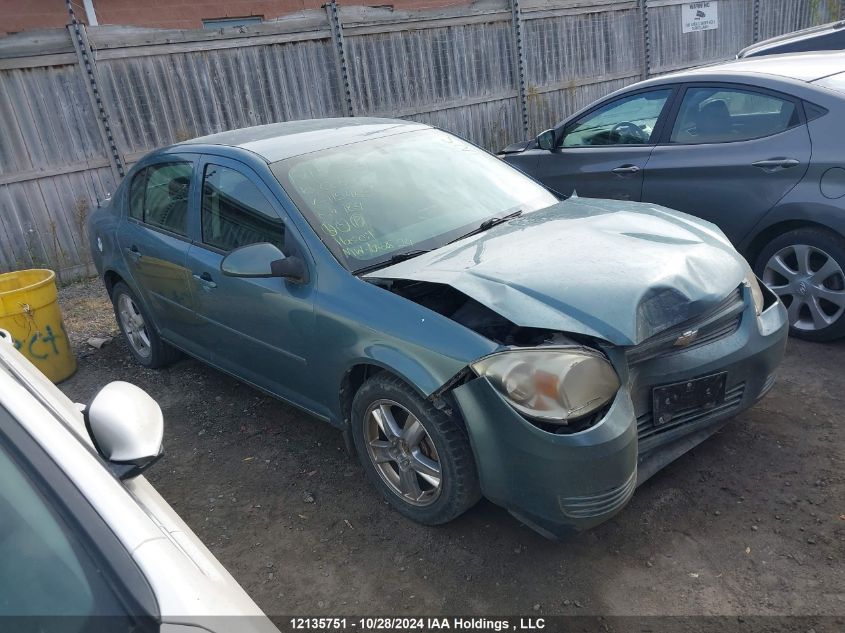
[[128, 162, 193, 236], [561, 89, 672, 147], [201, 164, 285, 252], [670, 87, 799, 144]]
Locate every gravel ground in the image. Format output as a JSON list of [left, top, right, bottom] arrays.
[[56, 278, 843, 626]]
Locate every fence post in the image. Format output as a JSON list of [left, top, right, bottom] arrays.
[[510, 0, 530, 137], [639, 0, 650, 79], [326, 0, 356, 117], [65, 2, 125, 183], [752, 0, 761, 42]]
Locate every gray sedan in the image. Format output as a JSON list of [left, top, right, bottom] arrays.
[[502, 52, 845, 341]]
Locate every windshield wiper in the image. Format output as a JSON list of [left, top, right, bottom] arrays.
[[447, 209, 523, 244], [353, 249, 431, 275]]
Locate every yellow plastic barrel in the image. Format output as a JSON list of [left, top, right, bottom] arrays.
[[0, 269, 76, 382]]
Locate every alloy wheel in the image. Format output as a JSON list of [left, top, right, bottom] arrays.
[[762, 243, 845, 332], [363, 399, 442, 507], [117, 293, 152, 358]]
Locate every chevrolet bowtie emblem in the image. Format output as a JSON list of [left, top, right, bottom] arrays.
[[674, 329, 700, 347]]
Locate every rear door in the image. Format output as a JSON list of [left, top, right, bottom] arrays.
[[117, 157, 199, 350], [184, 156, 319, 411], [531, 87, 676, 200], [642, 83, 812, 244]]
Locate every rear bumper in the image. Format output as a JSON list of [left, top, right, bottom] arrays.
[[452, 295, 788, 539]]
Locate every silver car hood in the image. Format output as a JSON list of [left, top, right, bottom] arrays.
[[365, 198, 747, 346]]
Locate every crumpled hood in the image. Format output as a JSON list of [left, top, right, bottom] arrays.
[[366, 198, 748, 346]]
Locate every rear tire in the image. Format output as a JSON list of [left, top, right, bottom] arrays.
[[110, 281, 181, 368], [754, 227, 845, 342], [350, 373, 481, 525]]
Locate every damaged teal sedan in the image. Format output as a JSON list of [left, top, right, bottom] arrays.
[[88, 118, 788, 538]]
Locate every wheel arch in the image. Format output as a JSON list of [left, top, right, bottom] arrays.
[[744, 219, 844, 271], [102, 269, 125, 297], [339, 360, 439, 430]]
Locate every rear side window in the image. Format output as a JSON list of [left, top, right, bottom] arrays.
[[127, 162, 193, 236], [670, 87, 799, 144], [201, 164, 285, 252]]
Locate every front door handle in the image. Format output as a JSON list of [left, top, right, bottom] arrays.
[[612, 164, 641, 175], [126, 245, 142, 259], [192, 272, 217, 289], [752, 158, 800, 171]]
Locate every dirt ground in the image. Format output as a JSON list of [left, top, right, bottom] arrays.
[[56, 278, 843, 623]]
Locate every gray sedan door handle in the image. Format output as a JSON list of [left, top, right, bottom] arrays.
[[193, 272, 217, 289], [612, 165, 641, 175], [125, 245, 142, 259], [752, 158, 800, 171]]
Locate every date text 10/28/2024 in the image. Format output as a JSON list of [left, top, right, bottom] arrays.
[[288, 618, 546, 631]]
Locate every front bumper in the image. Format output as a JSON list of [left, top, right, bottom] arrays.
[[452, 290, 788, 539]]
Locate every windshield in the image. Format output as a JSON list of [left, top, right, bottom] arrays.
[[271, 129, 557, 272], [814, 71, 845, 93]]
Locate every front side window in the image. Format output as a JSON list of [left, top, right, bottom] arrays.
[[201, 164, 285, 252], [561, 89, 672, 147], [128, 162, 193, 236], [670, 87, 799, 144], [270, 129, 558, 271], [0, 429, 139, 626]]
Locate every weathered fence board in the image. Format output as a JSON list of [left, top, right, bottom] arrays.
[[0, 0, 840, 281]]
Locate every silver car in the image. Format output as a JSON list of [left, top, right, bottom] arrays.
[[0, 329, 277, 632], [502, 52, 845, 341]]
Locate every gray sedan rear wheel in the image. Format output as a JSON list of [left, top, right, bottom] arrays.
[[756, 228, 845, 342], [110, 282, 182, 368]]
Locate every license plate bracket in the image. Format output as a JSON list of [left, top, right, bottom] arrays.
[[652, 372, 727, 426]]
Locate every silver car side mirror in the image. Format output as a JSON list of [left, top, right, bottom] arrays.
[[85, 381, 164, 480]]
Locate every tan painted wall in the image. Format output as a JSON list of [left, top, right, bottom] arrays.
[[0, 0, 471, 35]]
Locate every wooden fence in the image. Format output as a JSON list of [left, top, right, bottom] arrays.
[[0, 0, 840, 281]]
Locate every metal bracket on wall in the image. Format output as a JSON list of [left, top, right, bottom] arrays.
[[66, 1, 125, 182], [640, 0, 651, 79], [752, 0, 761, 42], [510, 0, 530, 137], [326, 0, 356, 117]]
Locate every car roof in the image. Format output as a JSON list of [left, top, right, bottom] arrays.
[[176, 117, 430, 162], [738, 20, 845, 57], [674, 51, 845, 82]]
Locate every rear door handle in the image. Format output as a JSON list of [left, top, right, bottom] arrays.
[[612, 165, 641, 175], [752, 158, 800, 171], [192, 272, 217, 289], [126, 245, 142, 258]]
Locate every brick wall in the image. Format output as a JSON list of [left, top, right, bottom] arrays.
[[0, 0, 84, 35], [1, 0, 473, 35]]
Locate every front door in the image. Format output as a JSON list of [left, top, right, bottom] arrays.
[[184, 156, 319, 411], [642, 84, 812, 244], [117, 158, 198, 350], [531, 87, 675, 200]]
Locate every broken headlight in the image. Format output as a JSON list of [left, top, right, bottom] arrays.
[[741, 259, 765, 316], [471, 348, 620, 424]]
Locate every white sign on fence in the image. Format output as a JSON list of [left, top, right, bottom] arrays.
[[682, 1, 719, 33]]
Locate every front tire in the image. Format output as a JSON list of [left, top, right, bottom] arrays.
[[110, 282, 181, 368], [350, 373, 481, 525], [755, 227, 845, 342]]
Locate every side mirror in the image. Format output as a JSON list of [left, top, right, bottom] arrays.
[[537, 129, 557, 151], [221, 242, 309, 284], [85, 382, 163, 480]]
